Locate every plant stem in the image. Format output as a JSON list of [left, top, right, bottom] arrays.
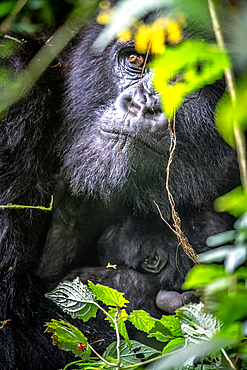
[[88, 343, 118, 367], [207, 0, 247, 192], [221, 348, 236, 370], [114, 307, 121, 367]]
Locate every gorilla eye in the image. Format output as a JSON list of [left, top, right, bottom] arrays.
[[128, 54, 144, 67]]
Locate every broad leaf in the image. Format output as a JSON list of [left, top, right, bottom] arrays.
[[103, 340, 161, 367], [214, 186, 247, 217], [162, 337, 185, 355], [46, 277, 98, 321], [148, 315, 183, 342], [45, 319, 91, 360], [176, 303, 221, 344], [216, 76, 247, 147], [183, 264, 225, 289], [153, 40, 229, 117], [88, 281, 129, 307], [128, 310, 157, 333]]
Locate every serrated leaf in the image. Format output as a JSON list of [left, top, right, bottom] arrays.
[[103, 340, 161, 367], [148, 315, 183, 342], [162, 337, 185, 355], [105, 307, 131, 348], [46, 277, 98, 321], [45, 319, 91, 360], [176, 303, 221, 345], [88, 281, 129, 307], [183, 264, 225, 289], [128, 310, 157, 333], [153, 40, 230, 117]]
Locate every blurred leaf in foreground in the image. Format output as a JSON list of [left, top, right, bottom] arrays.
[[153, 40, 229, 117]]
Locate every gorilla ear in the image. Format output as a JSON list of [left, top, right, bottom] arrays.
[[141, 249, 168, 273]]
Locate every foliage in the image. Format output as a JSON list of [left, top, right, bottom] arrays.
[[46, 278, 237, 370], [1, 0, 247, 368]]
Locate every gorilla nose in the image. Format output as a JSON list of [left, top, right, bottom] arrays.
[[155, 289, 199, 314]]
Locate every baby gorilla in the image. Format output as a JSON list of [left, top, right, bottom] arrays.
[[62, 206, 235, 317]]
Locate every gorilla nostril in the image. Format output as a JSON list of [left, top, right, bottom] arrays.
[[155, 290, 183, 314], [143, 106, 162, 119]]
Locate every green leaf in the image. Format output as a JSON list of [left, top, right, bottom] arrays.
[[216, 76, 247, 147], [183, 264, 225, 289], [45, 319, 91, 360], [205, 288, 247, 324], [176, 303, 221, 345], [162, 337, 185, 355], [105, 307, 131, 348], [103, 340, 161, 367], [128, 310, 157, 333], [153, 337, 237, 370], [214, 186, 247, 217], [153, 40, 230, 117], [0, 1, 15, 17], [148, 315, 183, 342], [88, 281, 129, 307], [46, 277, 98, 321]]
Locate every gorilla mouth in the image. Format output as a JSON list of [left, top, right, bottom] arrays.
[[101, 129, 166, 156]]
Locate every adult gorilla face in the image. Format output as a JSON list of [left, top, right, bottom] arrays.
[[59, 28, 237, 219]]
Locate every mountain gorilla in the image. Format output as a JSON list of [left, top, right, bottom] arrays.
[[0, 3, 240, 370]]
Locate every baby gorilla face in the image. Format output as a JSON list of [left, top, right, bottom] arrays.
[[97, 216, 198, 314]]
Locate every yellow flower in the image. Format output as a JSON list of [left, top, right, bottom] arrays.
[[117, 29, 132, 43], [150, 28, 165, 54], [135, 25, 152, 54], [96, 12, 111, 25], [167, 22, 182, 43]]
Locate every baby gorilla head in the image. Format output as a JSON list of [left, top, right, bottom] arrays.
[[97, 208, 235, 315]]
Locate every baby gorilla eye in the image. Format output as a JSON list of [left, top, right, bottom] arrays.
[[128, 53, 144, 67]]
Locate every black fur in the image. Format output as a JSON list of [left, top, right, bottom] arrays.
[[0, 19, 239, 370]]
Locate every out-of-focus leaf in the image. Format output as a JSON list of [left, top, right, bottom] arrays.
[[46, 277, 98, 321], [153, 40, 229, 117], [150, 337, 236, 370], [206, 230, 236, 247], [214, 186, 247, 217], [199, 246, 232, 264], [216, 76, 247, 148], [225, 245, 247, 272], [205, 288, 247, 324], [0, 1, 15, 17], [183, 264, 225, 290], [45, 319, 91, 360], [88, 281, 129, 307]]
